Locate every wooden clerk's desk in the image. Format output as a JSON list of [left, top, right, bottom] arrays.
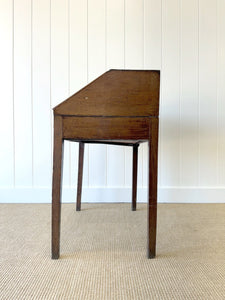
[[52, 69, 160, 259]]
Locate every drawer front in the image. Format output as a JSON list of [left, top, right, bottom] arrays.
[[62, 116, 150, 140]]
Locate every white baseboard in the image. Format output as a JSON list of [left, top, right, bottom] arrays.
[[0, 187, 225, 203]]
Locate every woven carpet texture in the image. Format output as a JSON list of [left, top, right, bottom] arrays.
[[0, 203, 225, 299]]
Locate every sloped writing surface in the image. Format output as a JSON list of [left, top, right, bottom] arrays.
[[54, 69, 160, 117]]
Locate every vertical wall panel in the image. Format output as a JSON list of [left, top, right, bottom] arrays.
[[125, 0, 144, 68], [69, 0, 88, 96], [217, 0, 225, 185], [161, 0, 180, 186], [180, 0, 199, 186], [125, 0, 144, 187], [14, 0, 32, 186], [0, 0, 14, 187], [199, 0, 217, 186], [142, 143, 148, 187], [69, 0, 88, 187], [144, 0, 162, 69], [88, 0, 106, 82], [106, 0, 124, 68], [32, 0, 51, 187], [51, 0, 70, 187], [106, 0, 125, 187], [137, 144, 143, 187], [143, 0, 162, 187], [51, 0, 69, 106], [88, 0, 107, 187], [107, 145, 125, 187], [124, 147, 132, 187]]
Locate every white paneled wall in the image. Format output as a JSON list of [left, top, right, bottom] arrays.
[[0, 0, 225, 203], [0, 0, 14, 187], [32, 0, 51, 187]]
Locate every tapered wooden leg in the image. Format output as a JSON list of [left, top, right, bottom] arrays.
[[52, 115, 64, 259], [148, 118, 159, 259], [132, 144, 139, 211], [76, 142, 84, 211]]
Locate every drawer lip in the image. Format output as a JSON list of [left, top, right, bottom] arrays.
[[62, 116, 153, 140]]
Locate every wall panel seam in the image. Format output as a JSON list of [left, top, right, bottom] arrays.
[[216, 0, 219, 185], [179, 0, 181, 186], [124, 0, 126, 69], [12, 0, 15, 187], [105, 0, 108, 187], [31, 0, 34, 187], [68, 0, 71, 187], [87, 0, 89, 186], [159, 0, 163, 187], [197, 0, 200, 187], [50, 0, 53, 173]]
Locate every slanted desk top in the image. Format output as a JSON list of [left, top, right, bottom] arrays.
[[54, 69, 160, 117]]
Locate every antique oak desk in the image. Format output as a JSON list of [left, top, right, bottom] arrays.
[[52, 69, 160, 259]]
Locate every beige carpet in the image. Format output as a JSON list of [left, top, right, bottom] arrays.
[[0, 203, 225, 300]]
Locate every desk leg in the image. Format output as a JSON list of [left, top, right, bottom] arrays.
[[76, 142, 84, 211], [148, 118, 159, 259], [52, 115, 64, 259]]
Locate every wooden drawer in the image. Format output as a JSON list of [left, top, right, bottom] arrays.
[[62, 116, 151, 140]]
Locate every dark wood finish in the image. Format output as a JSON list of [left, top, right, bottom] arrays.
[[132, 144, 139, 211], [76, 142, 84, 211], [63, 116, 150, 140], [148, 118, 159, 258], [54, 70, 160, 117], [51, 69, 160, 259], [52, 115, 64, 259]]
